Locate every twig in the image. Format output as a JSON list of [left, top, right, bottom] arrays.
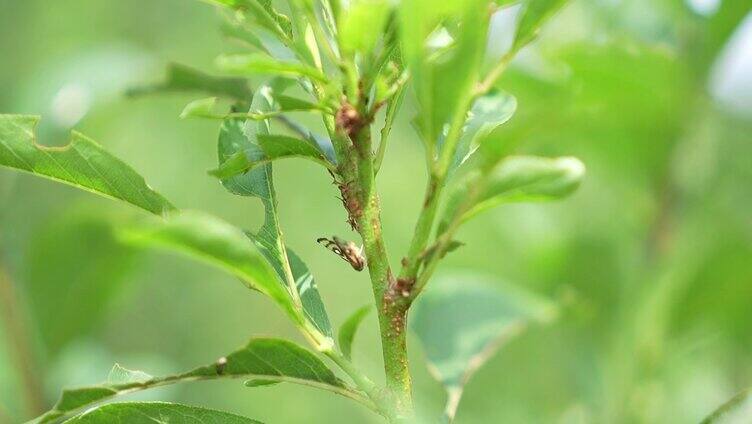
[[475, 50, 515, 96], [397, 48, 519, 298]]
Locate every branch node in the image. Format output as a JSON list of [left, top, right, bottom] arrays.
[[335, 101, 367, 140]]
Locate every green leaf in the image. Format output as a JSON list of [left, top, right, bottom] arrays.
[[448, 91, 517, 176], [192, 338, 344, 388], [205, 0, 293, 40], [411, 273, 557, 421], [339, 0, 392, 55], [274, 94, 325, 112], [441, 155, 585, 231], [0, 115, 175, 216], [338, 305, 371, 360], [288, 248, 334, 338], [701, 390, 752, 424], [399, 0, 490, 145], [215, 84, 333, 344], [512, 0, 569, 52], [63, 402, 262, 424], [35, 338, 345, 423], [126, 63, 252, 101], [216, 53, 327, 82], [180, 97, 221, 119], [180, 95, 324, 121], [211, 134, 333, 178], [221, 19, 268, 52], [469, 155, 585, 214], [118, 210, 300, 324], [216, 117, 269, 198]]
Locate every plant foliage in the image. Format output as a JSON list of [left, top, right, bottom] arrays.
[[0, 0, 589, 422]]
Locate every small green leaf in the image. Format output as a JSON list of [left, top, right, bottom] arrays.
[[338, 305, 371, 360], [216, 53, 327, 82], [448, 91, 517, 176], [339, 0, 392, 55], [274, 94, 325, 112], [180, 95, 323, 122], [702, 390, 752, 424], [34, 338, 345, 423], [254, 133, 328, 167], [118, 210, 299, 324], [216, 95, 270, 199], [468, 155, 585, 215], [512, 0, 569, 51], [126, 63, 252, 101], [0, 115, 175, 216], [206, 0, 293, 40], [441, 155, 585, 231], [411, 273, 557, 422], [211, 134, 333, 178], [63, 402, 262, 424], [180, 97, 220, 119]]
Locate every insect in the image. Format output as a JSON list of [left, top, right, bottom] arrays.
[[317, 236, 366, 271], [327, 170, 360, 231]]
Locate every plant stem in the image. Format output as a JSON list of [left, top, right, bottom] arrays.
[[397, 92, 473, 285], [337, 122, 412, 419], [358, 132, 413, 414], [0, 261, 44, 418], [410, 179, 486, 301], [323, 349, 387, 415], [398, 49, 517, 291], [475, 50, 514, 95]]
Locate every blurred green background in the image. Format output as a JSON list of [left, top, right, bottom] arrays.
[[1, 0, 751, 422]]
